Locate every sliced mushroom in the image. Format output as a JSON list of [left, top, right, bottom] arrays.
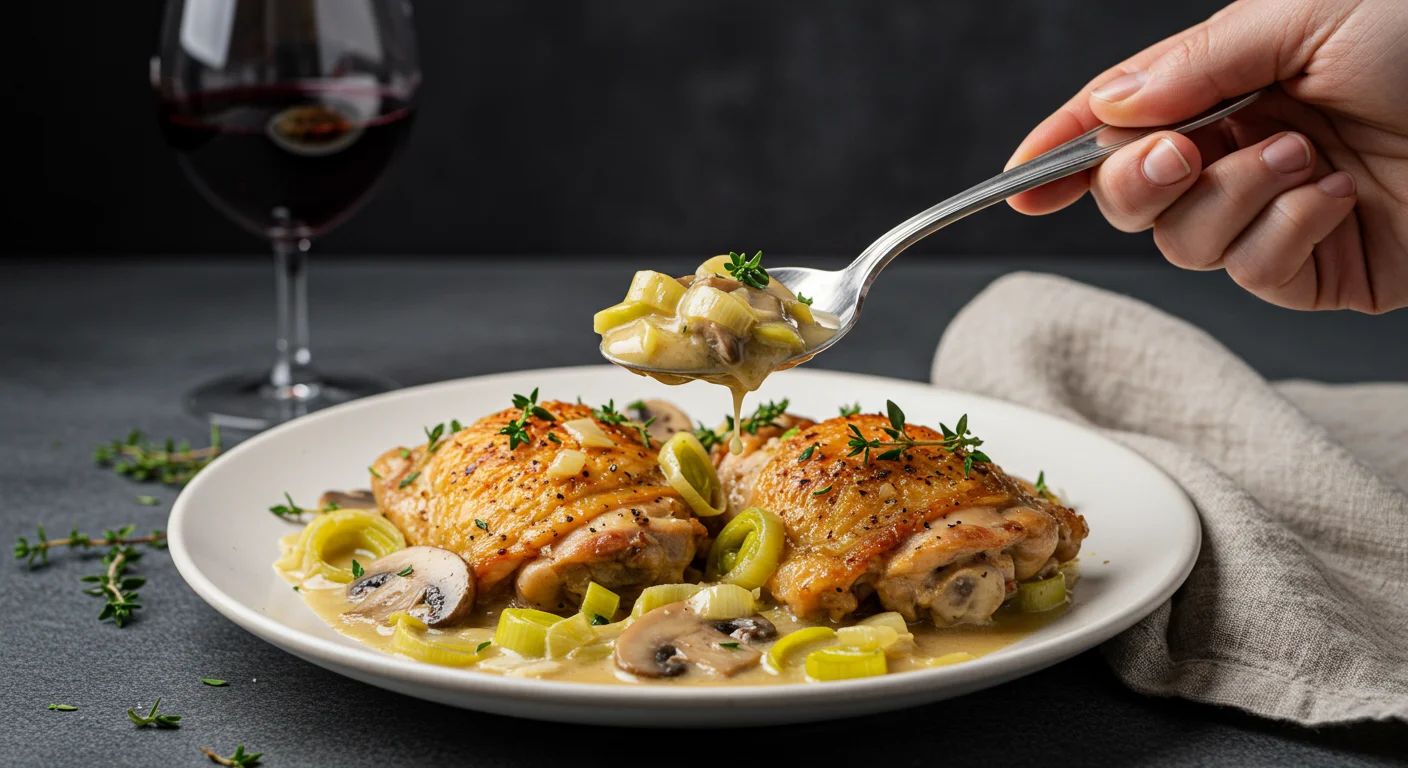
[[626, 399, 694, 443], [713, 615, 777, 643], [696, 321, 744, 365], [614, 602, 762, 678], [343, 546, 475, 627], [318, 489, 377, 509]]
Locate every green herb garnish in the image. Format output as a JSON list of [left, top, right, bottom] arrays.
[[398, 471, 421, 489], [593, 400, 654, 448], [93, 425, 222, 486], [424, 423, 446, 453], [398, 448, 411, 459], [1034, 471, 1050, 498], [812, 485, 833, 496], [476, 641, 492, 653], [474, 519, 490, 533], [798, 443, 820, 462], [780, 427, 800, 440], [201, 745, 262, 767], [397, 565, 414, 577], [268, 492, 306, 521], [694, 422, 724, 451], [500, 388, 555, 450], [200, 678, 227, 687], [590, 614, 609, 626], [136, 495, 160, 506], [839, 403, 862, 417], [547, 433, 562, 444], [368, 466, 382, 479], [351, 560, 365, 579], [796, 293, 814, 306], [844, 401, 991, 476], [127, 698, 181, 729], [719, 641, 741, 650], [15, 524, 166, 627], [48, 704, 77, 711], [723, 251, 770, 290]]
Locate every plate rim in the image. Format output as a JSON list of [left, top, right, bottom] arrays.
[[169, 364, 1200, 709]]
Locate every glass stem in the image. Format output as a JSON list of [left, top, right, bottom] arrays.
[[271, 237, 316, 397]]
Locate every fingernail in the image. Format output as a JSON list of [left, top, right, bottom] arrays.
[[1317, 171, 1356, 198], [1092, 71, 1147, 102], [1143, 138, 1192, 187], [1261, 133, 1311, 174]]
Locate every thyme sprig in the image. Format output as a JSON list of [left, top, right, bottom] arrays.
[[844, 401, 992, 476], [15, 524, 167, 627], [694, 399, 791, 451], [500, 388, 555, 450], [268, 493, 339, 522], [93, 425, 222, 486], [839, 403, 862, 417], [201, 746, 262, 767], [723, 251, 769, 290], [127, 698, 181, 728], [593, 400, 654, 448], [694, 422, 724, 451]]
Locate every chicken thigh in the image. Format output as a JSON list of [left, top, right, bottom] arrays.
[[371, 401, 707, 612], [718, 412, 1087, 626]]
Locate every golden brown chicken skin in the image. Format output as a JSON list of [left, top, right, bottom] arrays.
[[726, 413, 1087, 625], [370, 401, 707, 612]]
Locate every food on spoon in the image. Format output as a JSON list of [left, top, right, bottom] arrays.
[[712, 404, 1088, 626], [368, 395, 707, 613]]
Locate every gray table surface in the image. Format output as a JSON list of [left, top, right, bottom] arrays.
[[3, 256, 1405, 768]]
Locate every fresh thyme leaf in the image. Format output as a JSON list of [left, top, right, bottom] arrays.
[[201, 744, 262, 767], [740, 399, 789, 435], [397, 565, 414, 577], [780, 427, 800, 440], [590, 614, 609, 626], [796, 293, 814, 306], [719, 641, 741, 650], [398, 471, 421, 489], [128, 697, 181, 729], [450, 419, 464, 433], [886, 401, 906, 433], [292, 585, 300, 592], [501, 389, 555, 450], [351, 560, 365, 579], [547, 433, 562, 444], [476, 641, 492, 653], [723, 251, 770, 290], [625, 400, 647, 412], [136, 495, 159, 506], [48, 704, 77, 711], [839, 403, 862, 417], [368, 466, 382, 479], [321, 501, 341, 512], [593, 400, 653, 448], [694, 422, 724, 451], [94, 424, 222, 487], [812, 485, 833, 496], [798, 442, 820, 462], [398, 448, 411, 459], [200, 678, 227, 687], [474, 519, 490, 533], [424, 423, 447, 452], [876, 447, 905, 461], [268, 492, 306, 521], [1033, 470, 1049, 497], [841, 401, 991, 474]]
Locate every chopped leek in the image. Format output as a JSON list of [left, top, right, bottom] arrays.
[[805, 646, 888, 681], [592, 301, 653, 333], [685, 584, 756, 620], [566, 643, 615, 662], [753, 322, 805, 349], [1013, 573, 1068, 613], [493, 608, 564, 658], [658, 432, 727, 517], [546, 449, 587, 479], [705, 507, 785, 590], [389, 613, 490, 667], [836, 625, 902, 652], [785, 299, 815, 326], [696, 254, 734, 279], [631, 583, 704, 618], [764, 626, 836, 672], [625, 270, 687, 313], [281, 509, 405, 583], [858, 611, 910, 636], [579, 582, 621, 623], [679, 286, 756, 336], [924, 651, 976, 667], [545, 613, 597, 659], [601, 317, 668, 361], [563, 418, 616, 449], [591, 618, 632, 641]]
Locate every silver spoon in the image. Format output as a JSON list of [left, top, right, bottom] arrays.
[[605, 89, 1266, 377]]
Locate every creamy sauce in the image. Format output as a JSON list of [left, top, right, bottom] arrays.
[[279, 534, 1071, 685]]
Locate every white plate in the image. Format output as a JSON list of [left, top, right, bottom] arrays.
[[169, 365, 1199, 727]]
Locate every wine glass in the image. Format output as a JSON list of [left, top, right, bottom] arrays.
[[153, 0, 420, 430]]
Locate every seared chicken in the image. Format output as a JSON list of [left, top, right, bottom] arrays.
[[371, 401, 707, 612], [716, 413, 1087, 626]]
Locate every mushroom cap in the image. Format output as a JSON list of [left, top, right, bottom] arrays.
[[627, 399, 694, 444], [318, 489, 377, 509], [344, 546, 475, 627], [614, 602, 762, 678]]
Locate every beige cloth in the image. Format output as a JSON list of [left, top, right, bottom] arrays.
[[931, 273, 1408, 725]]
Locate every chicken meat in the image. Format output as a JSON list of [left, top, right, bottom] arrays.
[[371, 401, 707, 612], [715, 413, 1087, 626]]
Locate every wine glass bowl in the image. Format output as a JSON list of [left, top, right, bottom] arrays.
[[154, 0, 420, 430]]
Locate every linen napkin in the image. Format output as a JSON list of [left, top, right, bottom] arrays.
[[931, 273, 1408, 726]]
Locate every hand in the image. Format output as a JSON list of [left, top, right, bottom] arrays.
[[1007, 0, 1407, 313]]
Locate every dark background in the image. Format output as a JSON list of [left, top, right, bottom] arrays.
[[15, 0, 1229, 258]]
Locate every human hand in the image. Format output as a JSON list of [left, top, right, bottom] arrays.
[[1007, 0, 1407, 313]]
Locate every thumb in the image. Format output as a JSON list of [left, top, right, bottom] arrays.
[[1087, 0, 1336, 126]]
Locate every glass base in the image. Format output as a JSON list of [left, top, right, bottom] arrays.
[[185, 370, 395, 431]]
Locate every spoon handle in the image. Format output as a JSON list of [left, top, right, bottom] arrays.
[[847, 88, 1267, 282]]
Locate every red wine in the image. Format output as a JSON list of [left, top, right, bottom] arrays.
[[159, 84, 414, 240]]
